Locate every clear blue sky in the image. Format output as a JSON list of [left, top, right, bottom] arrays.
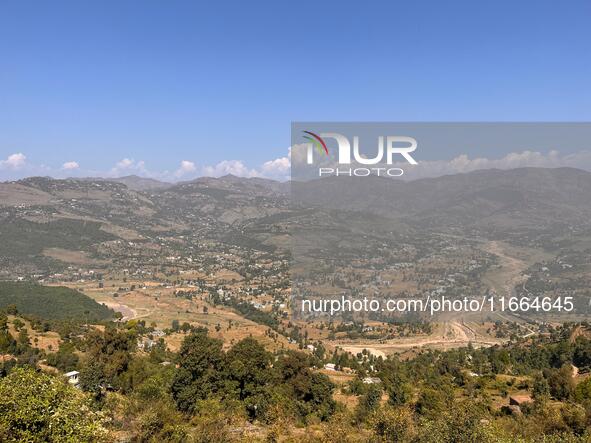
[[0, 0, 590, 180]]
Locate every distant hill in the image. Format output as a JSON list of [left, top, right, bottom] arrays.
[[182, 174, 289, 195], [109, 175, 171, 191], [75, 175, 172, 191], [2, 167, 591, 275], [0, 282, 113, 321], [293, 167, 591, 231]]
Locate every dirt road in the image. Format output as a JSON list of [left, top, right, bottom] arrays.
[[101, 301, 139, 321], [338, 321, 502, 357], [482, 241, 530, 298]]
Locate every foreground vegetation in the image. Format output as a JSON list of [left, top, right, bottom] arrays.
[[3, 293, 591, 442]]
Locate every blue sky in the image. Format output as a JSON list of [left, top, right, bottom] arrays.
[[1, 0, 590, 181]]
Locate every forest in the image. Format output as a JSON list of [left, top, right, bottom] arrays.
[[3, 299, 591, 442], [0, 282, 114, 321]]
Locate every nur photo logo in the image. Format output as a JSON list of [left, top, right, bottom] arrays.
[[300, 130, 419, 177]]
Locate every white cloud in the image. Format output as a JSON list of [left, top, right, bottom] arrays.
[[62, 161, 80, 170], [397, 150, 591, 180], [261, 156, 290, 173], [110, 158, 147, 176], [0, 153, 26, 170], [4, 148, 591, 183], [116, 158, 134, 169], [259, 148, 291, 180], [270, 146, 591, 181], [174, 160, 197, 178], [201, 160, 259, 178], [290, 143, 309, 165]]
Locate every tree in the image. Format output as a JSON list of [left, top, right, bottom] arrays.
[[573, 337, 591, 369], [378, 357, 412, 407], [532, 372, 550, 400], [12, 318, 24, 331], [387, 377, 412, 406], [171, 328, 224, 413], [46, 344, 80, 372], [291, 371, 336, 421], [0, 329, 16, 355], [0, 313, 7, 331], [274, 351, 336, 422], [574, 376, 591, 403], [79, 360, 106, 398], [370, 406, 416, 442], [355, 384, 382, 423], [79, 328, 136, 393], [0, 367, 108, 441], [17, 328, 29, 346], [415, 387, 450, 419], [191, 399, 245, 443], [416, 399, 495, 443], [545, 365, 574, 401], [224, 337, 271, 402], [560, 403, 587, 435]]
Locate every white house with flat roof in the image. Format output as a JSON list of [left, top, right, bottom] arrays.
[[64, 370, 80, 387]]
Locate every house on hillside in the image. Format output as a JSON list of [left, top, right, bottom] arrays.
[[509, 394, 532, 406], [0, 354, 15, 363], [362, 377, 382, 384], [137, 338, 156, 351], [64, 370, 80, 387]]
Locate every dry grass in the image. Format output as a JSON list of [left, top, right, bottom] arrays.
[[63, 279, 298, 352], [43, 247, 107, 265], [7, 315, 61, 351]]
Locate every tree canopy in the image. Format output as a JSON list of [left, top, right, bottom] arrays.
[[0, 368, 108, 442]]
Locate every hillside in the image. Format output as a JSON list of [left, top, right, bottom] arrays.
[[0, 282, 114, 321], [1, 167, 591, 277], [75, 175, 172, 191], [293, 167, 591, 231]]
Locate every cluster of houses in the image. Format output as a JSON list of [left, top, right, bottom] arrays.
[[322, 363, 381, 384]]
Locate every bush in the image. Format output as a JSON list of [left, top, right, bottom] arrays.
[[370, 406, 416, 442], [0, 367, 109, 442]]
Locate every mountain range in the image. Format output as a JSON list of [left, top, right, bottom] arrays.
[[1, 167, 591, 274]]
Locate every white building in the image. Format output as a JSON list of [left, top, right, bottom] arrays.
[[362, 377, 382, 384], [64, 370, 80, 387]]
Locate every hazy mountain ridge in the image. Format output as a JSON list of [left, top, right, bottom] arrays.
[[293, 167, 591, 231], [179, 174, 290, 195], [88, 175, 172, 191], [2, 167, 591, 274]]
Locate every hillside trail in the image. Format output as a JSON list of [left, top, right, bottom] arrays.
[[481, 240, 539, 336], [101, 301, 142, 321], [482, 240, 530, 298]]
